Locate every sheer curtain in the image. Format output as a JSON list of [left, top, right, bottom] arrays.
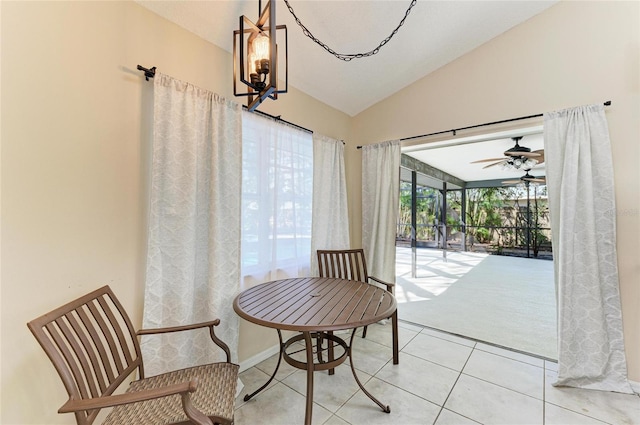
[[310, 133, 350, 275], [241, 111, 313, 286], [142, 73, 242, 376], [544, 104, 633, 393], [361, 140, 401, 283]]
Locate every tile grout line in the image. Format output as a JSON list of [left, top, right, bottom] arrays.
[[431, 340, 478, 424], [542, 361, 547, 425], [400, 318, 557, 363]]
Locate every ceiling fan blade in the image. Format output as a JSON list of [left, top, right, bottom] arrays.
[[502, 179, 522, 184], [525, 178, 546, 183], [471, 157, 507, 164], [483, 160, 507, 169], [504, 151, 541, 158], [531, 149, 545, 164]]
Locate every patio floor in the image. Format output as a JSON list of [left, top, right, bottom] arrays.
[[395, 247, 557, 360]]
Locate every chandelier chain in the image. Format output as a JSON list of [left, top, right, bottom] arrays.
[[282, 0, 418, 61]]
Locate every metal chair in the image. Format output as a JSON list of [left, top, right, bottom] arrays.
[[27, 285, 239, 425], [317, 248, 399, 364]]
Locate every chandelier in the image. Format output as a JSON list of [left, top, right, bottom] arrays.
[[233, 0, 288, 111], [234, 0, 417, 111]]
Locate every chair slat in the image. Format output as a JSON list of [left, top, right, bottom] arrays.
[[46, 321, 92, 401], [68, 309, 109, 393], [76, 306, 116, 387], [96, 295, 135, 367], [86, 300, 126, 374], [62, 313, 102, 398], [102, 288, 144, 379], [318, 249, 368, 282]]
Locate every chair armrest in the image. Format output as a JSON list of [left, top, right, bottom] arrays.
[[58, 381, 197, 413], [137, 319, 232, 363], [369, 276, 395, 292], [137, 319, 220, 335]]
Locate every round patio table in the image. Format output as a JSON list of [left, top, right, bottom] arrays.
[[233, 277, 397, 425]]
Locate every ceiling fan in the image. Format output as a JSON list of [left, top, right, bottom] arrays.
[[471, 136, 544, 170], [502, 171, 546, 186]]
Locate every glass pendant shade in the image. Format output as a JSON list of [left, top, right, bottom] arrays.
[[252, 34, 270, 67]]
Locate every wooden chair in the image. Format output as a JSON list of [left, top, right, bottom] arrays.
[[317, 249, 399, 365], [27, 285, 239, 425]]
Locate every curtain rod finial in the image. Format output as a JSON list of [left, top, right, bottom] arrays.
[[137, 65, 156, 81]]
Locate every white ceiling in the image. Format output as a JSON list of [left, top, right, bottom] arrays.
[[135, 0, 558, 117]]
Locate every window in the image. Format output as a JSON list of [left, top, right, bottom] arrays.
[[241, 111, 313, 282]]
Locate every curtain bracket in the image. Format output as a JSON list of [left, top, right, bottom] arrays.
[[137, 65, 156, 81]]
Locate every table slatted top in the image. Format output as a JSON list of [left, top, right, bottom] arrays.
[[233, 277, 397, 332]]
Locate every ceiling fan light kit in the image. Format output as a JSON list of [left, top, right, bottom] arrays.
[[502, 171, 546, 186], [500, 156, 538, 171], [472, 136, 545, 173]]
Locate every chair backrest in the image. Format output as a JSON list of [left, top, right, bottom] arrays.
[[317, 249, 369, 282], [28, 285, 143, 425]]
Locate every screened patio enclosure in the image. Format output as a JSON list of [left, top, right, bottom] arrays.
[[396, 131, 556, 357], [398, 152, 552, 267]]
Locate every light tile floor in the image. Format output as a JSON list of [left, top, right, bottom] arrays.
[[234, 321, 640, 425]]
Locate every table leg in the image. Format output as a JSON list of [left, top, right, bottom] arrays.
[[303, 331, 315, 425], [348, 328, 391, 413], [243, 329, 285, 402]]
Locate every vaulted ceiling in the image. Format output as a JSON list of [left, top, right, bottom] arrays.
[[135, 1, 557, 185], [135, 1, 558, 117]]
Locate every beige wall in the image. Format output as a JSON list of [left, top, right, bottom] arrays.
[[0, 2, 350, 424], [350, 1, 640, 381], [2, 1, 638, 424]]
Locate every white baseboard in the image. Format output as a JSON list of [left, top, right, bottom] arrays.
[[630, 380, 640, 395], [239, 344, 280, 373]]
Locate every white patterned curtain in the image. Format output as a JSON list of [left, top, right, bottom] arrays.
[[310, 134, 350, 275], [544, 104, 633, 393], [361, 140, 401, 283], [142, 73, 242, 376], [241, 111, 313, 286]]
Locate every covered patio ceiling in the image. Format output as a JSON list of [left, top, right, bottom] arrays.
[[401, 126, 546, 189]]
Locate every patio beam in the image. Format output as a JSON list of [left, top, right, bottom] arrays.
[[465, 178, 508, 189], [401, 154, 466, 189]]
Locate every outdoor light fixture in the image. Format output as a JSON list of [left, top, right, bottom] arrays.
[[233, 0, 287, 111], [501, 156, 538, 171]]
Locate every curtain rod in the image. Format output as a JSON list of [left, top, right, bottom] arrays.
[[241, 106, 314, 134], [137, 64, 314, 135], [356, 101, 612, 149]]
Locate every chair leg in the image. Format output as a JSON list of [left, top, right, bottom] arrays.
[[392, 311, 399, 365], [362, 325, 368, 338], [316, 333, 323, 364]]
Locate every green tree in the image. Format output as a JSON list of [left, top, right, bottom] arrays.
[[465, 188, 506, 244], [397, 182, 438, 241]]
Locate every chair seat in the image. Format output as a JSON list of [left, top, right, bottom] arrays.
[[103, 362, 239, 425]]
